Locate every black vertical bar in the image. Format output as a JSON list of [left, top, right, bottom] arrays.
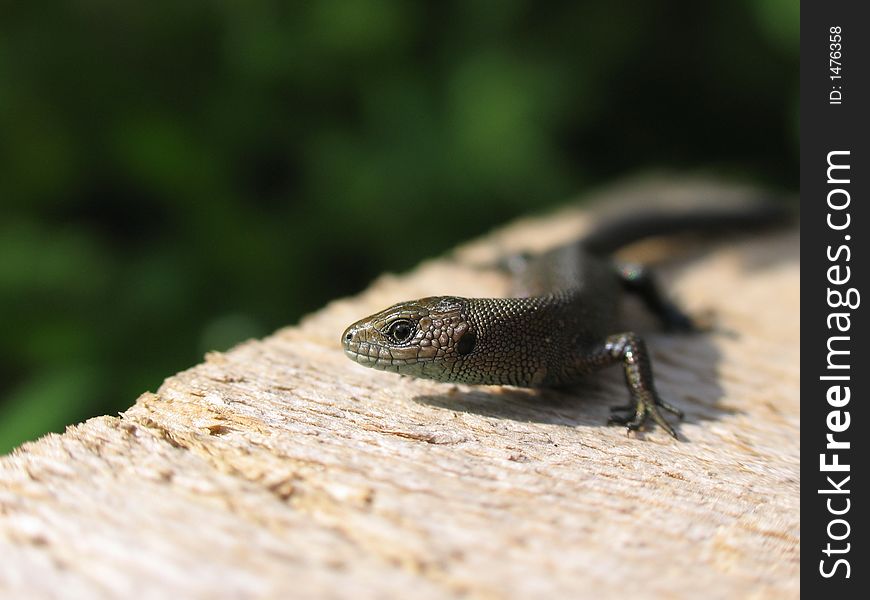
[[802, 1, 868, 595]]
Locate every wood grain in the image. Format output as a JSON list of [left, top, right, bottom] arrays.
[[0, 177, 799, 599]]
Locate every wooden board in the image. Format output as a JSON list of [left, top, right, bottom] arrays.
[[0, 178, 800, 599]]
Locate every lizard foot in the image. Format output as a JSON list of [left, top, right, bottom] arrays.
[[607, 392, 682, 439]]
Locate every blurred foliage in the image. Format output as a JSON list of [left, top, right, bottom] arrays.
[[0, 0, 797, 453]]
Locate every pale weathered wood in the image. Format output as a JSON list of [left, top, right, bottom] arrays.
[[0, 177, 799, 599]]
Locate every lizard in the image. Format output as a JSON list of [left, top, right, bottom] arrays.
[[341, 201, 786, 438]]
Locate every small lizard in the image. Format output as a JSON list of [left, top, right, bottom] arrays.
[[341, 201, 786, 438]]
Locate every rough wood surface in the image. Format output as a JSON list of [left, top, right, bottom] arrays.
[[0, 178, 799, 599]]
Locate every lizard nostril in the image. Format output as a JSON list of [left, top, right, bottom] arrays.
[[345, 332, 353, 342]]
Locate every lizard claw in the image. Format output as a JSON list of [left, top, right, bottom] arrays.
[[608, 393, 680, 439]]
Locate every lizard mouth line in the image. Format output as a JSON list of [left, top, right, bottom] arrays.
[[343, 347, 379, 366], [343, 343, 423, 369]]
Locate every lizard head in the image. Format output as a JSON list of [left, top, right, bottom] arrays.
[[341, 296, 477, 379]]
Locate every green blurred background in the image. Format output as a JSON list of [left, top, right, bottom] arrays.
[[0, 0, 797, 453]]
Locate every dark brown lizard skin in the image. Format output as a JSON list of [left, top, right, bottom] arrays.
[[342, 203, 789, 438]]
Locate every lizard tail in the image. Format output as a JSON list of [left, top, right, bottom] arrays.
[[579, 199, 792, 256]]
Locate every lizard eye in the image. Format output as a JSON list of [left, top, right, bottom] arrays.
[[386, 320, 414, 343]]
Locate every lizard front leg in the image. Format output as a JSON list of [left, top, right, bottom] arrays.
[[585, 333, 683, 438]]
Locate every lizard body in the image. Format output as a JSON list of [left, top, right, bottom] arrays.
[[342, 202, 786, 438]]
